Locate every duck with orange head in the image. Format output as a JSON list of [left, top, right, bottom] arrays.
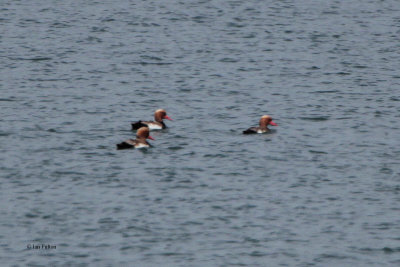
[[117, 127, 155, 150], [131, 109, 172, 131], [243, 115, 278, 134]]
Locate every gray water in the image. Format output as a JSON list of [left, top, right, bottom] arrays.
[[1, 0, 400, 266]]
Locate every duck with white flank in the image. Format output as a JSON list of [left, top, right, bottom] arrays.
[[117, 127, 155, 150], [243, 115, 278, 134], [131, 109, 172, 131]]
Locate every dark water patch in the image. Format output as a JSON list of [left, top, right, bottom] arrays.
[[309, 150, 328, 154], [243, 33, 257, 39], [192, 15, 207, 23], [167, 146, 184, 151], [52, 171, 87, 177], [9, 57, 53, 61], [51, 22, 71, 28], [379, 167, 393, 174], [91, 26, 108, 32], [226, 22, 245, 28], [134, 61, 173, 66], [219, 57, 238, 63], [83, 228, 99, 232], [72, 254, 89, 258], [336, 72, 352, 76], [140, 55, 163, 61], [299, 116, 330, 121], [213, 172, 247, 177], [177, 179, 192, 184], [0, 131, 13, 137], [383, 247, 400, 253], [25, 213, 40, 218], [311, 90, 340, 94], [27, 78, 69, 82], [237, 67, 262, 72], [235, 204, 257, 211], [358, 247, 400, 254], [0, 97, 18, 102], [249, 250, 267, 257], [314, 253, 353, 261], [375, 185, 400, 194], [352, 65, 368, 69], [204, 153, 228, 158]]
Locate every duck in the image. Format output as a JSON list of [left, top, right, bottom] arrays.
[[243, 115, 278, 134], [131, 109, 172, 130], [117, 127, 154, 150]]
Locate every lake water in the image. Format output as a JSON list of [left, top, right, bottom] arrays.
[[1, 0, 400, 266]]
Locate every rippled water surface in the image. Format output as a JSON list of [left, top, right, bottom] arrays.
[[1, 0, 400, 266]]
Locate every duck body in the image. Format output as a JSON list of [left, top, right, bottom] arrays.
[[117, 127, 154, 150], [131, 120, 166, 130], [131, 109, 172, 131], [116, 138, 151, 149], [243, 127, 270, 134], [243, 115, 277, 134]]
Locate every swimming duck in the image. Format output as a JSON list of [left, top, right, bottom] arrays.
[[117, 127, 154, 150], [243, 115, 278, 134], [131, 109, 172, 130]]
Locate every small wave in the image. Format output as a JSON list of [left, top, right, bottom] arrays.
[[299, 116, 330, 121], [311, 90, 340, 94], [0, 98, 17, 101], [219, 57, 238, 63], [134, 62, 173, 66], [8, 57, 52, 61], [309, 150, 328, 154]]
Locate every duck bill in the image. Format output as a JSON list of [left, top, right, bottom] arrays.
[[269, 121, 278, 126], [164, 115, 173, 121], [148, 135, 155, 140]]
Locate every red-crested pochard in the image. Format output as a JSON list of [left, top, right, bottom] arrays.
[[117, 127, 155, 150], [243, 115, 278, 134], [131, 109, 172, 130]]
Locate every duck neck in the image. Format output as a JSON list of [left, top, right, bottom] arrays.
[[136, 136, 147, 142], [154, 113, 163, 122]]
